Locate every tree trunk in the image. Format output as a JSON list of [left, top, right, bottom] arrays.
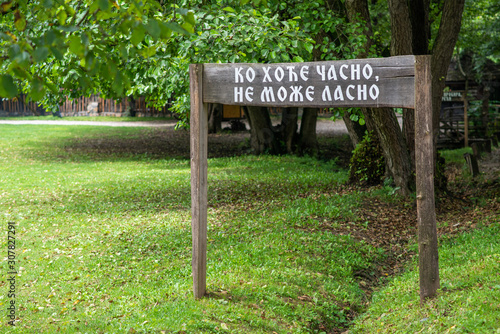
[[244, 106, 279, 155], [409, 0, 430, 55], [389, 0, 416, 170], [207, 103, 222, 134], [128, 96, 136, 117], [363, 107, 413, 195], [430, 0, 465, 190], [299, 108, 320, 156], [388, 0, 412, 57], [279, 107, 299, 154], [342, 111, 366, 147], [346, 0, 412, 195]]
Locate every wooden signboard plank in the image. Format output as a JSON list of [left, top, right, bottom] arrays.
[[203, 56, 416, 108]]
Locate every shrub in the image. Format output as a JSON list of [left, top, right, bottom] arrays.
[[348, 131, 385, 186]]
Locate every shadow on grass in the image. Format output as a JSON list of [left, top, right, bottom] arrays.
[[10, 125, 352, 164], [33, 127, 252, 162]]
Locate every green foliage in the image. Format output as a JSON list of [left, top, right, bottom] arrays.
[[348, 131, 385, 186], [457, 0, 500, 68], [269, 0, 372, 61], [1, 0, 370, 128], [0, 0, 194, 105], [158, 3, 318, 127]]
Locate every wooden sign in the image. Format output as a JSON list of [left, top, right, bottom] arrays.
[[203, 56, 415, 108], [441, 90, 464, 102], [190, 55, 439, 303]]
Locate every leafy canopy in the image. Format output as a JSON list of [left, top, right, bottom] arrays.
[[1, 0, 369, 125], [0, 0, 194, 103]]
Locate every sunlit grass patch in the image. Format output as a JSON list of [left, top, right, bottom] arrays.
[[350, 220, 500, 334], [1, 124, 386, 333]]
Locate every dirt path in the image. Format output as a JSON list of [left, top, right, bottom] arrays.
[[0, 117, 348, 133], [0, 119, 178, 127]]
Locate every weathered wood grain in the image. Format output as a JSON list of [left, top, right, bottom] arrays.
[[203, 56, 416, 108], [190, 64, 208, 299], [414, 55, 439, 302]]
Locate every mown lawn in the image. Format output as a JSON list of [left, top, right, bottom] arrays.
[[0, 124, 387, 333], [0, 124, 498, 334]]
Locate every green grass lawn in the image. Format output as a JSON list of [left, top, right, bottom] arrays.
[[0, 124, 386, 333], [0, 124, 498, 333]]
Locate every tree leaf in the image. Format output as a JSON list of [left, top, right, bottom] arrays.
[[98, 0, 110, 11], [8, 44, 21, 60], [131, 24, 146, 46], [68, 35, 84, 57], [292, 56, 304, 62], [57, 9, 67, 25], [1, 1, 15, 12], [164, 22, 190, 35], [33, 46, 50, 63], [112, 71, 124, 95], [42, 0, 53, 9], [14, 10, 26, 32], [184, 12, 195, 26], [158, 22, 172, 39], [181, 22, 194, 34], [0, 32, 14, 42], [140, 46, 157, 58], [146, 20, 160, 40], [0, 75, 18, 98], [304, 42, 314, 54], [30, 77, 46, 101], [223, 7, 236, 13], [50, 46, 64, 60]]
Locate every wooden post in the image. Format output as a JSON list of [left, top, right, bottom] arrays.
[[189, 64, 208, 299], [471, 142, 481, 159], [414, 55, 439, 302], [464, 93, 469, 148], [464, 153, 479, 177]]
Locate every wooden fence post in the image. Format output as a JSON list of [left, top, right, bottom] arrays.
[[415, 55, 439, 302], [471, 142, 481, 159], [189, 64, 208, 299], [463, 153, 480, 177]]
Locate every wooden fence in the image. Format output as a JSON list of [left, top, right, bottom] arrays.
[[438, 102, 500, 148], [60, 95, 173, 117], [1, 95, 173, 117], [0, 95, 49, 116]]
